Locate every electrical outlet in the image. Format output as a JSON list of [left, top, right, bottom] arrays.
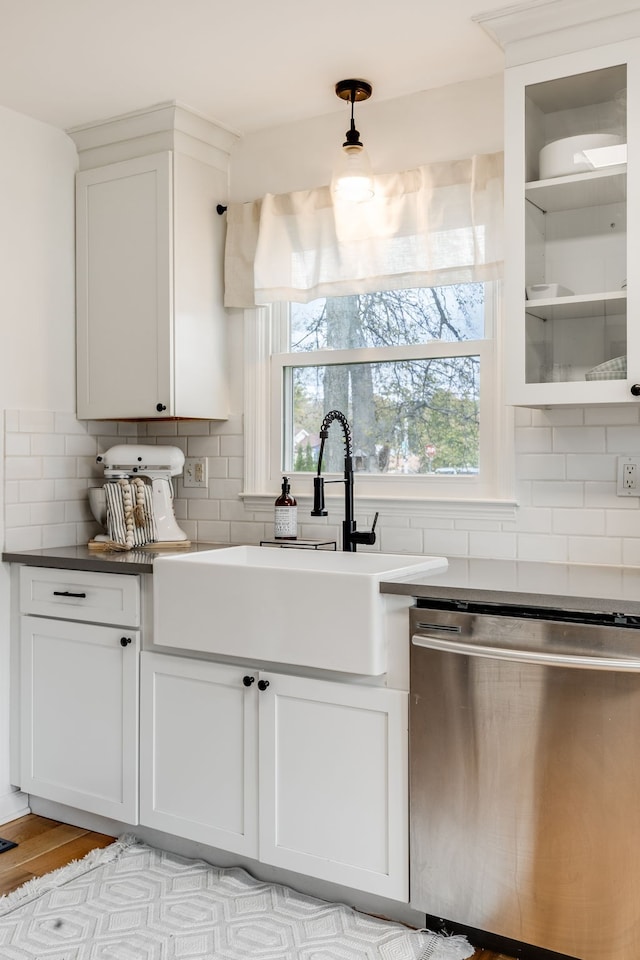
[[183, 457, 208, 488], [617, 457, 640, 496]]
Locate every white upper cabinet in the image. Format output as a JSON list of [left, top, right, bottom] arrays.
[[72, 103, 235, 420], [504, 39, 640, 405]]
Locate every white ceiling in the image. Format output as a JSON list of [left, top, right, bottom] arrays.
[[0, 0, 523, 135]]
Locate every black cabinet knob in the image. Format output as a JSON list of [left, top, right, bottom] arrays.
[[631, 384, 640, 397], [257, 679, 270, 691], [156, 403, 167, 412], [242, 675, 255, 687], [120, 636, 132, 647]]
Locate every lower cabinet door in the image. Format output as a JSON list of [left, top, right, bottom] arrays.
[[258, 671, 409, 901], [20, 615, 139, 823], [139, 652, 259, 856]]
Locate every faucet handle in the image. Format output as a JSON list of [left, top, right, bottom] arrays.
[[351, 512, 379, 547]]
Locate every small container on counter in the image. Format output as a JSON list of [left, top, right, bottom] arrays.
[[274, 477, 297, 540]]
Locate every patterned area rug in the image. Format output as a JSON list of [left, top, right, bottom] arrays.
[[0, 836, 473, 959]]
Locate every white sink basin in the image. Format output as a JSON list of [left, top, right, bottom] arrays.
[[154, 546, 448, 675]]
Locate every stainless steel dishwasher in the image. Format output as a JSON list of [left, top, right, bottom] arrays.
[[409, 599, 640, 960]]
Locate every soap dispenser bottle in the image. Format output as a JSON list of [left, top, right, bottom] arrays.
[[274, 476, 297, 540]]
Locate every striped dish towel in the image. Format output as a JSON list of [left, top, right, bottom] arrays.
[[104, 478, 157, 548]]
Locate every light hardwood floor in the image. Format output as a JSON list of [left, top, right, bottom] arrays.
[[0, 814, 516, 960], [0, 813, 114, 898]]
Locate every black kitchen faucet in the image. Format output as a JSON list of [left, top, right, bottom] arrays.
[[310, 409, 378, 552]]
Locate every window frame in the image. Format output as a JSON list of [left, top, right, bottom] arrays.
[[241, 284, 516, 521]]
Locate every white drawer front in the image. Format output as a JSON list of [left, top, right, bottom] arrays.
[[19, 566, 140, 626]]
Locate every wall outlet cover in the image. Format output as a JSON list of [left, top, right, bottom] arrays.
[[616, 456, 640, 496]]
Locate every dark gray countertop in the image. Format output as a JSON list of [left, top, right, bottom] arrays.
[[380, 555, 640, 616], [5, 546, 640, 616], [1, 542, 228, 575]]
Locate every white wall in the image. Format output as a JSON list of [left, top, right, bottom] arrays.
[[229, 75, 504, 201], [0, 105, 77, 821], [0, 106, 77, 412]]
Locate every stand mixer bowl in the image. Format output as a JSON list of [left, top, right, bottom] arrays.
[[88, 486, 106, 527]]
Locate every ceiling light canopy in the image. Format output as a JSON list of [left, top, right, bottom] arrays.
[[332, 78, 374, 203]]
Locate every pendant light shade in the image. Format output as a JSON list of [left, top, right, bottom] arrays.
[[332, 79, 374, 203]]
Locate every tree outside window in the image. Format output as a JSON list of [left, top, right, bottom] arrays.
[[285, 285, 484, 478]]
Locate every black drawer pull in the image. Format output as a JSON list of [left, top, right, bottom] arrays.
[[242, 675, 255, 687], [53, 590, 87, 599], [120, 637, 132, 647], [258, 679, 270, 691]]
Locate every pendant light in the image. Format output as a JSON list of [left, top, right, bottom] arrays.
[[332, 79, 374, 203]]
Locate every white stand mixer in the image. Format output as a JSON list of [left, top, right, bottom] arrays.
[[89, 444, 188, 543]]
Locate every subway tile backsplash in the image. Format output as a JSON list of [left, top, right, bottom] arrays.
[[4, 405, 640, 564], [3, 410, 99, 551]]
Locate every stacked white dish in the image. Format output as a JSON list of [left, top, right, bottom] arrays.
[[526, 283, 573, 300], [585, 356, 627, 381], [539, 133, 624, 179]]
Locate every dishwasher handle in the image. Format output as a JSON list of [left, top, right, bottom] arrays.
[[412, 632, 640, 672]]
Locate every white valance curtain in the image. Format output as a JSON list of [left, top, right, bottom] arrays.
[[223, 151, 503, 308]]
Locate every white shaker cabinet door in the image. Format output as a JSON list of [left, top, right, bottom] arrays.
[[258, 671, 409, 901], [76, 153, 172, 420], [139, 652, 259, 857], [20, 616, 139, 823], [76, 149, 229, 420]]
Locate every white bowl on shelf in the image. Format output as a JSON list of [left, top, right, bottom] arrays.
[[539, 134, 624, 179], [526, 283, 573, 300]]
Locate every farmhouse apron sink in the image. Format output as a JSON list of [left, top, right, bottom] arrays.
[[153, 545, 447, 674]]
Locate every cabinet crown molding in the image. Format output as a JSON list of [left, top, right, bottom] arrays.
[[68, 100, 238, 171], [474, 0, 640, 65]]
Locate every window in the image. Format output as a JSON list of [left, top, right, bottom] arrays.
[[284, 285, 485, 478], [242, 280, 511, 513], [235, 151, 512, 516]]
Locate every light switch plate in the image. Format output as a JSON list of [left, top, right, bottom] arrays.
[[184, 457, 208, 488]]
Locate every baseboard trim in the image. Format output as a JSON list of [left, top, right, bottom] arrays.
[[0, 790, 30, 826]]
